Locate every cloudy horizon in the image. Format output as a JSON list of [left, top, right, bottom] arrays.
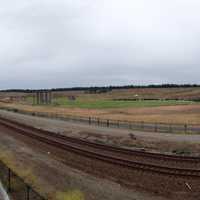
[[1, 0, 200, 89]]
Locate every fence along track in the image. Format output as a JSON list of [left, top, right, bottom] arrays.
[[0, 116, 200, 165], [0, 117, 200, 178], [1, 106, 200, 134], [0, 160, 46, 200]]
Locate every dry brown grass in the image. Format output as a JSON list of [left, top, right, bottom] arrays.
[[1, 102, 200, 124], [0, 139, 85, 200]]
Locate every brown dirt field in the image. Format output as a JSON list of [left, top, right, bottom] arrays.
[[1, 102, 200, 124]]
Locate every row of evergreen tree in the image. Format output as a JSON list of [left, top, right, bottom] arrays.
[[0, 84, 199, 93]]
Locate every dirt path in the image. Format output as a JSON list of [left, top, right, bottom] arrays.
[[0, 110, 200, 154]]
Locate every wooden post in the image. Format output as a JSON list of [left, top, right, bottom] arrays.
[[89, 117, 91, 125]]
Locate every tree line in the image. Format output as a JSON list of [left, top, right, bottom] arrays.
[[0, 84, 199, 93]]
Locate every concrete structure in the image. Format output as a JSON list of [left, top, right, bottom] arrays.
[[35, 91, 52, 105]]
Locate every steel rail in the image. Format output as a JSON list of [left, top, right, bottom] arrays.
[[0, 117, 199, 163], [0, 117, 200, 178]]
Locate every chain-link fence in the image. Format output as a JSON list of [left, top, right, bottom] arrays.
[[0, 161, 46, 200], [1, 106, 200, 134]]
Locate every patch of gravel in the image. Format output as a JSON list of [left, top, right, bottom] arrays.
[[0, 128, 168, 200]]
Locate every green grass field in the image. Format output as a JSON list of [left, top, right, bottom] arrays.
[[50, 97, 195, 109]]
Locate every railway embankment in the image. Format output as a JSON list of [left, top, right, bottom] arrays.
[[0, 116, 199, 199]]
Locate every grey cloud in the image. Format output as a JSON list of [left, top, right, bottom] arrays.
[[0, 0, 200, 89]]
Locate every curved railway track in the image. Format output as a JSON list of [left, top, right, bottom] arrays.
[[0, 117, 199, 178]]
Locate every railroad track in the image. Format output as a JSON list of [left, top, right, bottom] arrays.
[[0, 116, 200, 178], [0, 116, 199, 168]]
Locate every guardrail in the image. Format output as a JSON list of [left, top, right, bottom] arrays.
[[0, 160, 46, 200], [0, 106, 200, 134]]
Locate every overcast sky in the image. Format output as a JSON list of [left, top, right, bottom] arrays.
[[1, 0, 200, 89]]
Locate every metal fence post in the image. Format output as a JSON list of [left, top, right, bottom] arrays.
[[141, 121, 144, 130], [89, 117, 91, 125], [26, 186, 30, 200], [107, 119, 109, 127], [184, 124, 187, 133], [155, 123, 158, 132], [7, 168, 11, 192], [117, 121, 120, 128], [97, 118, 100, 126], [169, 124, 172, 133]]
